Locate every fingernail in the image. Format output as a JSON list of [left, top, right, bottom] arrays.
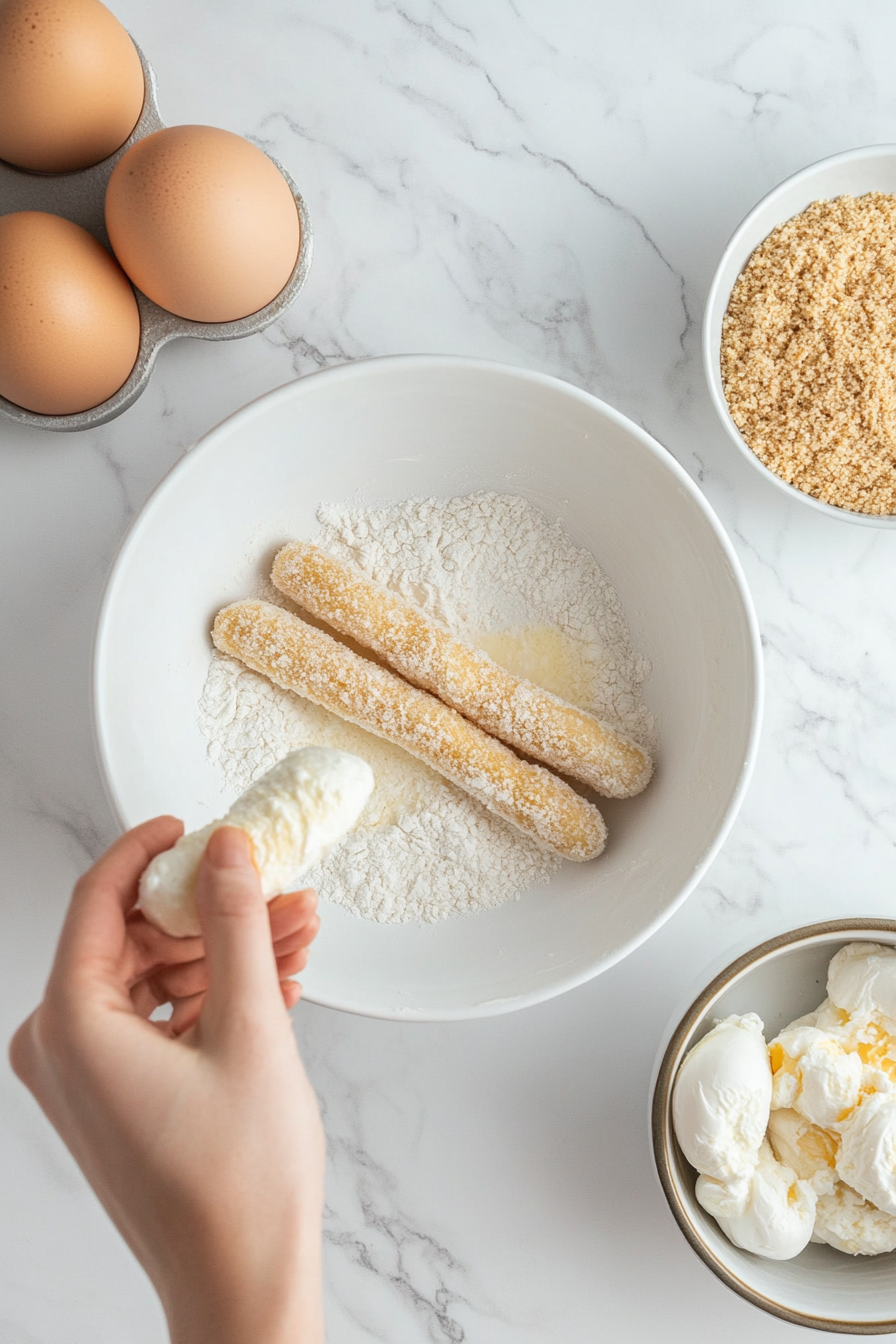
[[206, 827, 255, 870]]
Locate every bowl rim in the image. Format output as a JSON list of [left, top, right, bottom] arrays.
[[91, 354, 764, 1019], [703, 143, 896, 530], [652, 916, 896, 1333]]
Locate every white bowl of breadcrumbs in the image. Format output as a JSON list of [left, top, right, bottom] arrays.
[[704, 145, 896, 526]]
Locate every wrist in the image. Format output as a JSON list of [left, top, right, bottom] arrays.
[[164, 1215, 324, 1344], [168, 1285, 323, 1344]]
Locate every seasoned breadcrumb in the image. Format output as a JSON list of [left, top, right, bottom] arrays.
[[721, 193, 896, 515]]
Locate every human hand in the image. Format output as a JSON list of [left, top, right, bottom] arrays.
[[9, 819, 325, 1344]]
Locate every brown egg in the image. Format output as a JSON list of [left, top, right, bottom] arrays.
[[0, 0, 144, 173], [0, 211, 140, 414], [105, 125, 301, 323]]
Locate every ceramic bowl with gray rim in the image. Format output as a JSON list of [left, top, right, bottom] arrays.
[[653, 919, 896, 1334], [703, 145, 896, 528], [0, 43, 312, 432]]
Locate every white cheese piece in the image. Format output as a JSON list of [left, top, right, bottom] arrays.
[[139, 747, 374, 936]]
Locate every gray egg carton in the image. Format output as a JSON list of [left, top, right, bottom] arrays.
[[0, 44, 312, 432]]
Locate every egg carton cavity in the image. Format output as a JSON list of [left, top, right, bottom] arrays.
[[0, 42, 313, 432]]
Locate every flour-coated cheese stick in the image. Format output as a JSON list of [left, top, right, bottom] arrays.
[[271, 540, 652, 799], [212, 600, 607, 862], [139, 747, 373, 937]]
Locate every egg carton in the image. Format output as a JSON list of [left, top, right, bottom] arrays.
[[0, 44, 312, 432]]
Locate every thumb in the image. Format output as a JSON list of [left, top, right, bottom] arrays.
[[194, 827, 283, 1048]]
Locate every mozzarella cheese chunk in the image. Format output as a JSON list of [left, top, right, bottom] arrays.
[[672, 1013, 771, 1183]]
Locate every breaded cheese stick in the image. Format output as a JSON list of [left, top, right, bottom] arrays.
[[213, 600, 607, 862], [271, 541, 652, 799]]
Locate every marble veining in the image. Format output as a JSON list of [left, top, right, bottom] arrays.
[[4, 1, 896, 1339]]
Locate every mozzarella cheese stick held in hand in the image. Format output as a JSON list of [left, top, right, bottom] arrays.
[[213, 600, 607, 862], [271, 541, 652, 799], [139, 746, 374, 937]]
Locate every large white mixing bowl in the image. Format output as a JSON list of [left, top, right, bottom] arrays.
[[93, 356, 762, 1019]]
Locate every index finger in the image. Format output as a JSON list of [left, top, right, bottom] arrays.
[[52, 816, 184, 990]]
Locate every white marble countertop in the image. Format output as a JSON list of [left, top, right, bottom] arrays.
[[4, 1, 896, 1339]]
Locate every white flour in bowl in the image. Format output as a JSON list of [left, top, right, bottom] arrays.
[[197, 492, 655, 924]]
